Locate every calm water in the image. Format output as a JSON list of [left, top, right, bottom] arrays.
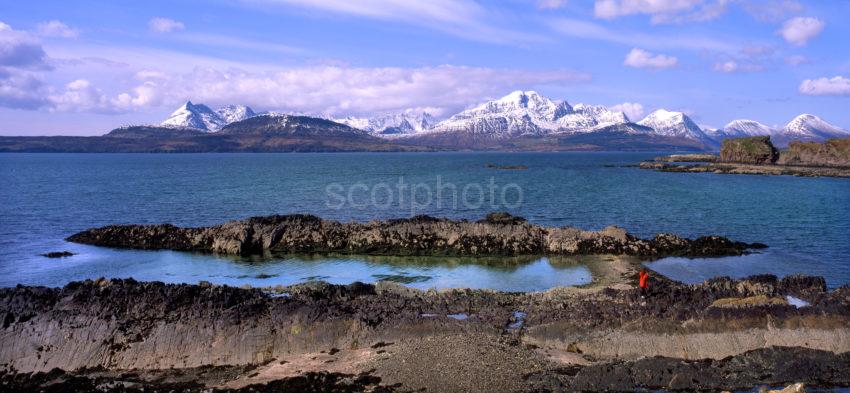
[[1, 152, 848, 290]]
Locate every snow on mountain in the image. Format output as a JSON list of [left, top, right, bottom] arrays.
[[705, 119, 775, 141], [161, 101, 225, 131], [724, 120, 774, 137], [637, 109, 714, 145], [161, 102, 256, 131], [335, 112, 434, 136], [426, 91, 629, 138], [556, 104, 630, 133], [780, 114, 848, 138], [427, 91, 558, 138], [216, 105, 256, 124]]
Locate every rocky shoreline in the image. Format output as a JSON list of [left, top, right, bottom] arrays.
[[66, 213, 765, 258], [639, 136, 850, 178], [639, 160, 850, 177], [1, 270, 848, 391]]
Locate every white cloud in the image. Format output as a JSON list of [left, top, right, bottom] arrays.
[[139, 65, 589, 116], [593, 0, 728, 23], [0, 22, 53, 109], [244, 0, 543, 44], [48, 79, 114, 113], [713, 60, 763, 73], [36, 20, 79, 38], [799, 76, 850, 96], [148, 18, 185, 33], [538, 0, 567, 9], [0, 22, 50, 69], [623, 48, 678, 69], [741, 0, 803, 23], [609, 102, 644, 120], [778, 17, 824, 46], [545, 17, 738, 51], [785, 55, 808, 66], [174, 33, 306, 55], [3, 62, 590, 116], [0, 67, 49, 109]]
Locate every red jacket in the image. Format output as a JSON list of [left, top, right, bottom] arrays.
[[639, 271, 649, 289]]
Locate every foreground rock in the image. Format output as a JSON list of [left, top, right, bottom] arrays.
[[67, 213, 763, 257], [1, 272, 848, 391], [641, 136, 850, 178]]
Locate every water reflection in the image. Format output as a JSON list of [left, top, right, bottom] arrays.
[[5, 244, 597, 292]]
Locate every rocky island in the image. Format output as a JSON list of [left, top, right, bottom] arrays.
[[640, 136, 850, 178], [66, 213, 764, 258]]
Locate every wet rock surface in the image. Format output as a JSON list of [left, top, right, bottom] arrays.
[[66, 213, 762, 258], [39, 251, 75, 258], [0, 368, 394, 392], [526, 347, 850, 392], [1, 272, 849, 391]]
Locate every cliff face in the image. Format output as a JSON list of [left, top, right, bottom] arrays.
[[66, 213, 763, 258], [777, 138, 850, 167], [719, 136, 779, 164]]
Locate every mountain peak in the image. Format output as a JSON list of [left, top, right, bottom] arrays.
[[333, 111, 435, 136], [161, 102, 257, 131], [782, 113, 847, 137], [637, 109, 713, 146], [721, 119, 773, 137]]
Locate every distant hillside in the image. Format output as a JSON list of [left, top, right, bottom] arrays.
[[0, 117, 426, 153]]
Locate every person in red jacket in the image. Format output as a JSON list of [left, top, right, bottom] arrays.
[[639, 269, 649, 297]]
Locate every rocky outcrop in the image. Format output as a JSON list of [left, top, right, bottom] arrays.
[[527, 347, 850, 392], [777, 138, 850, 167], [720, 136, 779, 164], [66, 213, 763, 258], [1, 275, 847, 371], [1, 275, 848, 391]]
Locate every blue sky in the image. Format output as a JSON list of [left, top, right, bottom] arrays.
[[1, 0, 849, 135]]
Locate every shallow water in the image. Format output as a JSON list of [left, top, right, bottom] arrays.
[[1, 152, 848, 290]]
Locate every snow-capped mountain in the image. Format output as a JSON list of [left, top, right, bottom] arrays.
[[335, 112, 434, 136], [216, 105, 256, 124], [161, 101, 225, 131], [637, 109, 715, 145], [428, 91, 560, 137], [705, 119, 774, 140], [153, 95, 848, 151], [780, 114, 848, 138], [557, 104, 630, 133], [426, 91, 629, 138], [160, 102, 257, 131], [724, 120, 774, 137]]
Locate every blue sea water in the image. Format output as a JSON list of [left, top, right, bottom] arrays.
[[1, 152, 848, 290]]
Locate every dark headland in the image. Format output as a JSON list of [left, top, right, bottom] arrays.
[[640, 136, 850, 178]]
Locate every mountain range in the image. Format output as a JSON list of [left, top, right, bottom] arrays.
[[1, 91, 847, 153], [157, 91, 849, 149]]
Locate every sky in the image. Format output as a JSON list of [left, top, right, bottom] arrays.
[[1, 0, 849, 136]]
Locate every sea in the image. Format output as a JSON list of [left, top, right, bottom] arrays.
[[1, 152, 848, 291]]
